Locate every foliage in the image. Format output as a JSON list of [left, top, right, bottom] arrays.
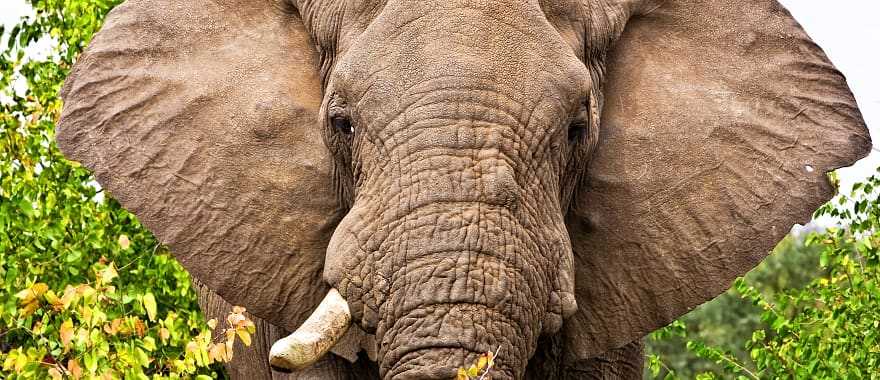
[[457, 349, 499, 380], [646, 234, 825, 377], [647, 168, 880, 379], [2, 265, 255, 379], [0, 1, 252, 378]]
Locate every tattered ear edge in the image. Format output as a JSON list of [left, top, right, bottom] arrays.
[[55, 0, 342, 333], [562, 0, 871, 360]]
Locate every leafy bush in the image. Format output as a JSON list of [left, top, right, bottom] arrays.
[[648, 169, 880, 379], [1, 1, 253, 378]]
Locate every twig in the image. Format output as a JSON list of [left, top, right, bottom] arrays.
[[477, 345, 503, 380]]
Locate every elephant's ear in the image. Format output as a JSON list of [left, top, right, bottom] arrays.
[[56, 0, 339, 332], [565, 0, 871, 358]]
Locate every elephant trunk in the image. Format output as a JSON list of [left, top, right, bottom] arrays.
[[364, 206, 552, 379], [321, 143, 577, 378]]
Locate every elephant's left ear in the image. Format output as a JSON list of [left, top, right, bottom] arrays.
[[565, 0, 871, 359], [56, 0, 340, 332]]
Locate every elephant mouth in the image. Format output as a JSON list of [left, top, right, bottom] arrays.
[[387, 347, 511, 380], [270, 292, 517, 379], [378, 303, 514, 379]]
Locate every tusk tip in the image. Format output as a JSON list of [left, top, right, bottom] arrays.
[[269, 337, 316, 370], [268, 288, 352, 371]]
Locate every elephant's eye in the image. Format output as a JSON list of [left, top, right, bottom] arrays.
[[568, 120, 586, 143], [332, 116, 354, 135]]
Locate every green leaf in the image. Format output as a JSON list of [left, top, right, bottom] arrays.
[[142, 336, 156, 352], [143, 293, 157, 322], [84, 352, 98, 374], [0, 2, 230, 379]]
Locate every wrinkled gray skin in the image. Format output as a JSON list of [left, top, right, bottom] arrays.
[[55, 0, 872, 378], [302, 0, 654, 378]]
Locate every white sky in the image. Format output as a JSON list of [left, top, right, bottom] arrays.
[[2, 0, 879, 189], [776, 0, 880, 193], [0, 1, 29, 40]]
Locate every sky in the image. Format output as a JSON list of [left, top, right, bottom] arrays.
[[774, 0, 880, 194], [0, 2, 27, 47], [2, 0, 879, 192]]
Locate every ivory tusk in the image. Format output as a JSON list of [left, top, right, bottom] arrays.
[[269, 288, 352, 370]]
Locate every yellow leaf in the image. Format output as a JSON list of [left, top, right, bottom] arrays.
[[81, 307, 92, 323], [60, 319, 75, 350], [232, 306, 246, 314], [225, 339, 235, 361], [227, 311, 245, 327], [60, 286, 77, 310], [104, 318, 122, 336], [16, 283, 47, 305], [32, 283, 49, 296], [77, 329, 89, 347], [143, 336, 157, 351], [3, 348, 22, 371], [44, 290, 64, 311], [456, 368, 469, 380], [225, 329, 236, 344], [118, 235, 131, 249], [143, 293, 158, 322], [207, 343, 218, 361], [43, 290, 61, 304], [14, 351, 27, 372], [209, 343, 230, 363], [15, 288, 35, 302], [243, 319, 256, 333], [206, 319, 218, 330], [19, 300, 39, 317], [68, 359, 82, 380], [159, 327, 171, 343], [236, 328, 252, 347], [477, 354, 489, 370], [76, 284, 95, 298], [467, 364, 479, 377], [48, 367, 63, 380], [134, 318, 146, 337], [99, 263, 118, 284]]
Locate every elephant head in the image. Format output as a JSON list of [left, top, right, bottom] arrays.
[[56, 0, 870, 378]]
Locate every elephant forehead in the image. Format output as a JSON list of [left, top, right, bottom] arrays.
[[340, 6, 586, 80], [300, 0, 594, 94]]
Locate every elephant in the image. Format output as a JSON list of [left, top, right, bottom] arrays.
[[55, 0, 871, 378]]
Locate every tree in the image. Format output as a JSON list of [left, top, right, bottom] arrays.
[[648, 170, 880, 379], [1, 2, 252, 378]]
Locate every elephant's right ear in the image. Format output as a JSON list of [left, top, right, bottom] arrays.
[[57, 0, 340, 331]]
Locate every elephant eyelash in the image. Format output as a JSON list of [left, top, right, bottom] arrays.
[[327, 93, 354, 136], [568, 120, 587, 143], [332, 116, 354, 135]]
